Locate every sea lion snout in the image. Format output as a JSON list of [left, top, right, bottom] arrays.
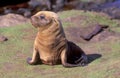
[[30, 12, 54, 28]]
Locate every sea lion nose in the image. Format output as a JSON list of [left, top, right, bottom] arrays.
[[40, 15, 45, 19]]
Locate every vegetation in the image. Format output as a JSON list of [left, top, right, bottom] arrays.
[[0, 10, 120, 78]]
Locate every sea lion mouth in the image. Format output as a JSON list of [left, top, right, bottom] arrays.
[[31, 15, 52, 27], [30, 16, 39, 28]]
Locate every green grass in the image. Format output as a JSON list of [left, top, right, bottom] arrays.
[[0, 10, 120, 78], [59, 10, 119, 29]]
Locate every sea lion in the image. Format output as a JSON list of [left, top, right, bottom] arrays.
[[27, 11, 88, 67]]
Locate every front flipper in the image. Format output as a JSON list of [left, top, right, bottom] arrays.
[[27, 48, 40, 65]]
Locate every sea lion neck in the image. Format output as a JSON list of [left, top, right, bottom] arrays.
[[37, 21, 53, 32]]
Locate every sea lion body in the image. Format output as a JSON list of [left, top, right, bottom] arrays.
[[27, 11, 88, 67], [35, 20, 66, 65]]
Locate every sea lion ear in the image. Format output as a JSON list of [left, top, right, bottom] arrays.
[[52, 17, 60, 25]]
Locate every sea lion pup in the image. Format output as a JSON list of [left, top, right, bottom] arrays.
[[27, 11, 88, 67]]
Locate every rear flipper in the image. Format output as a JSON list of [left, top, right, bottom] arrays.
[[61, 41, 88, 67], [75, 54, 88, 66], [67, 41, 88, 66], [61, 49, 88, 67]]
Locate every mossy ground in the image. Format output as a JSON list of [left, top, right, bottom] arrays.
[[0, 10, 120, 78]]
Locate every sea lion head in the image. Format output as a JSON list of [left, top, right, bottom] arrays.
[[31, 11, 59, 28]]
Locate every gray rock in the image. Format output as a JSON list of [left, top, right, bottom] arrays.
[[0, 35, 8, 42], [99, 0, 120, 19], [17, 8, 31, 17], [0, 13, 29, 27]]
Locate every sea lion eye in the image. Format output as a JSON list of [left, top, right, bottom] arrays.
[[40, 14, 45, 19]]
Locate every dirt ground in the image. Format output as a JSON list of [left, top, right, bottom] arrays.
[[64, 15, 120, 42], [0, 10, 120, 78], [0, 13, 29, 27]]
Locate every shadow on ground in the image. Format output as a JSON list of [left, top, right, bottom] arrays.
[[87, 54, 102, 64]]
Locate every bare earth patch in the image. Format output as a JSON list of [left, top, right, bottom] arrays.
[[0, 13, 29, 27], [0, 10, 120, 78], [64, 15, 120, 43], [64, 14, 120, 56], [66, 26, 119, 43]]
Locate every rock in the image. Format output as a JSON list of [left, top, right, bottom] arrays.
[[80, 0, 120, 19], [91, 0, 116, 4], [66, 0, 120, 19], [29, 0, 66, 12], [0, 13, 29, 27], [4, 8, 14, 14], [80, 24, 109, 41], [28, 0, 51, 11], [0, 0, 119, 18], [100, 0, 120, 19], [0, 35, 8, 42], [51, 0, 65, 12], [17, 8, 31, 17]]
